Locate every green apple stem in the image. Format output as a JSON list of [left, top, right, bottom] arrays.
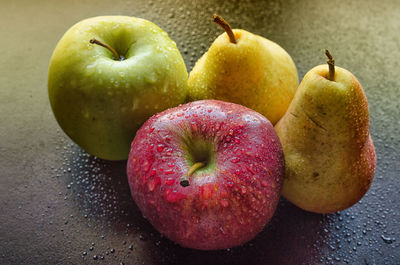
[[213, 14, 236, 44], [90, 38, 121, 61], [325, 49, 335, 81], [180, 161, 205, 187]]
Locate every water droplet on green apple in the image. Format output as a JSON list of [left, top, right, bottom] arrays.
[[131, 98, 139, 111], [69, 79, 77, 88], [82, 109, 90, 119], [86, 63, 96, 69], [160, 81, 169, 93]]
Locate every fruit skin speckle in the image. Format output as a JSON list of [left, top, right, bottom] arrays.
[[127, 100, 284, 250]]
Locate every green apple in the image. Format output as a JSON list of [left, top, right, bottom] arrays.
[[48, 16, 188, 160]]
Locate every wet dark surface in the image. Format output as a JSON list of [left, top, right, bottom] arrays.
[[1, 0, 399, 264]]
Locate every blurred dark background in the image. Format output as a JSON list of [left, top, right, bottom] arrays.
[[1, 0, 399, 264]]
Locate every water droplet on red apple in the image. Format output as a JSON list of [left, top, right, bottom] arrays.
[[143, 161, 150, 172], [247, 165, 255, 174], [261, 180, 269, 187], [231, 157, 240, 163], [190, 122, 198, 132], [165, 169, 174, 175], [165, 178, 174, 185], [220, 199, 229, 208], [165, 148, 173, 156], [200, 184, 214, 200], [147, 177, 161, 192], [156, 144, 164, 152], [165, 189, 186, 202]]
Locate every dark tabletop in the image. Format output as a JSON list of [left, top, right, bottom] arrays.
[[1, 0, 399, 264]]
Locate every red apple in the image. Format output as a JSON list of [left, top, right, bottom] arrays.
[[127, 100, 284, 250]]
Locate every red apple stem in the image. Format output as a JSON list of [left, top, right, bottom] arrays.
[[213, 14, 236, 44], [180, 162, 205, 187], [90, 38, 121, 61], [325, 49, 335, 81]]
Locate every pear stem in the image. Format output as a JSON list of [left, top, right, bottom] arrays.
[[90, 38, 121, 61], [325, 49, 335, 81], [180, 162, 205, 187], [213, 14, 236, 44]]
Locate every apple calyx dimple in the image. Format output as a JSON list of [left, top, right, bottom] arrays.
[[90, 38, 123, 61], [325, 49, 335, 81], [180, 161, 205, 187], [213, 14, 236, 44], [179, 135, 216, 187]]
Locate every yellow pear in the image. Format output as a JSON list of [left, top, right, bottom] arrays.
[[187, 15, 298, 125], [275, 50, 376, 213]]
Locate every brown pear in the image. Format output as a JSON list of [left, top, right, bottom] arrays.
[[275, 50, 376, 213]]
